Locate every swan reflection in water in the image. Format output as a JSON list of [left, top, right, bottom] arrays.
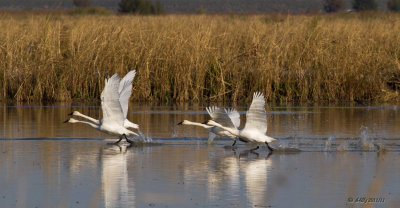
[[183, 148, 273, 207], [242, 155, 272, 207], [101, 144, 135, 208]]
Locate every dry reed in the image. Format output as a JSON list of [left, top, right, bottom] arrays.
[[1, 13, 400, 103]]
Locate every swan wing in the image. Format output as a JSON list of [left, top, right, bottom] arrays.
[[206, 106, 220, 120], [206, 106, 236, 129], [243, 92, 268, 133], [101, 74, 124, 126], [225, 108, 241, 129], [118, 70, 136, 119]]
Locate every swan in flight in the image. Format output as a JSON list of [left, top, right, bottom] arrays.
[[65, 71, 138, 144], [206, 92, 278, 153], [68, 70, 139, 130], [178, 106, 240, 145]]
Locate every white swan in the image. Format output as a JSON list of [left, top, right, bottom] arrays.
[[178, 106, 240, 145], [206, 92, 278, 152], [68, 70, 139, 130], [65, 72, 138, 144]]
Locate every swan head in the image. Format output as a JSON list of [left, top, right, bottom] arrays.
[[177, 120, 190, 125], [68, 111, 81, 116], [64, 118, 79, 123]]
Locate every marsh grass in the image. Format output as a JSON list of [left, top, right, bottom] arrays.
[[1, 12, 400, 103]]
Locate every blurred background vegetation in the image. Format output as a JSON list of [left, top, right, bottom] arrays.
[[1, 13, 400, 103], [0, 0, 400, 14], [1, 1, 400, 104]]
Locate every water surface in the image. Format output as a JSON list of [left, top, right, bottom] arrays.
[[1, 104, 400, 207]]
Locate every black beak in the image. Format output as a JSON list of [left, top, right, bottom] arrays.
[[68, 112, 73, 116], [177, 121, 183, 125], [63, 119, 70, 123]]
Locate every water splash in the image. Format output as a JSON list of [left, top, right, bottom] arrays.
[[337, 141, 349, 152], [277, 137, 301, 152], [359, 126, 375, 150], [374, 143, 387, 152], [278, 140, 290, 149], [171, 132, 178, 138], [291, 135, 300, 149], [324, 136, 335, 152], [136, 129, 153, 143]]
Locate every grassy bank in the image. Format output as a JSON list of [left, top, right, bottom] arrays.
[[1, 13, 400, 103]]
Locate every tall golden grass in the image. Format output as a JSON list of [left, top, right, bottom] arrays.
[[1, 12, 400, 103]]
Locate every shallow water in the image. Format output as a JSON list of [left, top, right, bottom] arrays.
[[1, 103, 400, 207]]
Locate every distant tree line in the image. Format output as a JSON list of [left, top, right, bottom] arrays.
[[72, 0, 164, 14], [324, 0, 400, 12], [119, 0, 164, 14], [73, 0, 90, 7], [72, 0, 398, 14], [388, 0, 400, 11], [323, 0, 344, 12]]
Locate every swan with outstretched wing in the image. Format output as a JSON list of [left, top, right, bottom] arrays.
[[178, 106, 240, 145], [68, 70, 139, 131], [65, 71, 138, 144], [206, 92, 278, 153]]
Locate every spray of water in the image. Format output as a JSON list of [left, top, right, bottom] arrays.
[[337, 140, 349, 151], [278, 140, 289, 149], [372, 124, 387, 152], [324, 136, 335, 152], [292, 136, 300, 149], [276, 137, 302, 152], [171, 128, 178, 138], [359, 126, 375, 150], [136, 129, 152, 143]]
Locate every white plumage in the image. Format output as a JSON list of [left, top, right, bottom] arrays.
[[178, 106, 240, 145], [69, 71, 139, 130], [65, 71, 139, 144], [206, 92, 278, 152]]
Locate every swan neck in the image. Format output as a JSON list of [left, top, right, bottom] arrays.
[[74, 119, 100, 129], [184, 121, 210, 129], [215, 125, 239, 136], [75, 111, 99, 124]]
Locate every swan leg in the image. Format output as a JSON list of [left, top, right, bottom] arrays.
[[266, 151, 272, 158], [250, 146, 259, 152], [115, 136, 123, 144], [124, 134, 134, 144], [115, 143, 122, 152], [265, 142, 274, 152], [231, 140, 237, 146]]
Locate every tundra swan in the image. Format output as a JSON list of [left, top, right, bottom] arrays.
[[69, 70, 139, 130], [206, 92, 277, 152], [65, 72, 138, 144], [178, 106, 240, 145]]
